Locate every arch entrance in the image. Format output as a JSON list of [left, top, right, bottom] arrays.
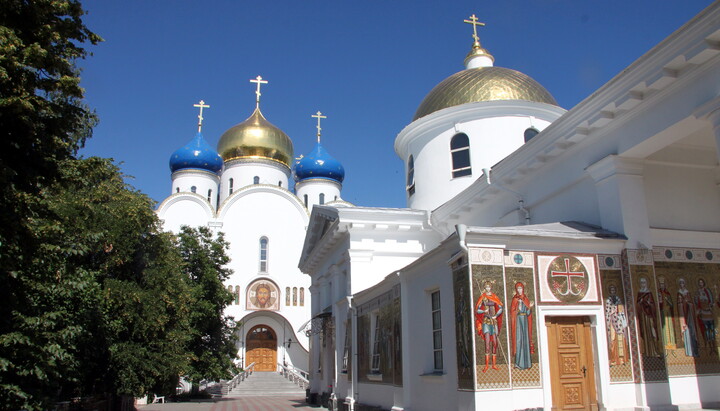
[[246, 324, 277, 371]]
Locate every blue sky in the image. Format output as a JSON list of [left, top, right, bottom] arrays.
[[79, 1, 713, 209]]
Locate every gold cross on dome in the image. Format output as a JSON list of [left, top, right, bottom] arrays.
[[193, 100, 210, 132], [463, 14, 485, 43], [250, 75, 269, 109], [312, 111, 327, 143]]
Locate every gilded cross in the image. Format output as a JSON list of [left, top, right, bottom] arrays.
[[250, 75, 268, 109], [463, 14, 485, 43], [312, 111, 327, 143], [550, 258, 585, 296], [193, 100, 210, 133]]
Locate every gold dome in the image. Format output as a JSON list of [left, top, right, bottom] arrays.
[[413, 67, 558, 120], [217, 108, 294, 166]]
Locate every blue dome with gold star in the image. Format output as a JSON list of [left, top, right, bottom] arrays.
[[294, 142, 345, 183], [169, 132, 223, 174]]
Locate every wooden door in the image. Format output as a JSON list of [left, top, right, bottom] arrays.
[[246, 325, 277, 372], [547, 316, 598, 411]]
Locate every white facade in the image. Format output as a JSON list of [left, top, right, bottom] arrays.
[[300, 4, 720, 411]]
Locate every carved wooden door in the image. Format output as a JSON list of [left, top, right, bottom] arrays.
[[246, 325, 277, 372], [547, 316, 598, 411]]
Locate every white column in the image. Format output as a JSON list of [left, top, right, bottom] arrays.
[[586, 155, 650, 247], [309, 285, 321, 394]]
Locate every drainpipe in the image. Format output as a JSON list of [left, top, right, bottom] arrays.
[[482, 168, 530, 225], [455, 224, 468, 252], [348, 296, 357, 411]]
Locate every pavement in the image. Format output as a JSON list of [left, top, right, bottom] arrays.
[[139, 395, 328, 411]]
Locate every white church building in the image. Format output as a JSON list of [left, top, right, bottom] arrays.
[[157, 79, 351, 374], [299, 5, 720, 411]]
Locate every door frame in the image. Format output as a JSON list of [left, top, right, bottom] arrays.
[[538, 307, 610, 411]]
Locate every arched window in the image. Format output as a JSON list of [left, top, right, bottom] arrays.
[[253, 176, 259, 184], [300, 288, 305, 306], [303, 194, 308, 208], [286, 287, 291, 306], [259, 237, 268, 272], [191, 185, 197, 193], [207, 189, 212, 202], [293, 287, 298, 306], [278, 181, 282, 187], [229, 178, 234, 195], [227, 285, 234, 304], [234, 285, 240, 305], [406, 155, 415, 195], [176, 187, 180, 193], [524, 127, 539, 143], [334, 196, 338, 201], [450, 133, 471, 178], [319, 193, 325, 205]]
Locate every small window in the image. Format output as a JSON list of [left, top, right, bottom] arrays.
[[319, 193, 325, 205], [286, 287, 290, 306], [207, 189, 212, 202], [371, 314, 381, 372], [293, 287, 298, 306], [450, 133, 471, 178], [304, 194, 308, 208], [229, 178, 234, 195], [191, 186, 197, 193], [227, 285, 234, 304], [278, 181, 282, 187], [234, 285, 240, 305], [334, 196, 338, 201], [176, 187, 180, 193], [259, 237, 268, 272], [524, 127, 539, 143], [253, 176, 259, 184], [431, 290, 443, 371], [299, 287, 304, 306], [406, 155, 415, 196], [342, 319, 351, 373]]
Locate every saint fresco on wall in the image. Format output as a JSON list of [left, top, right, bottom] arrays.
[[246, 279, 279, 311], [636, 275, 662, 358], [599, 254, 634, 382], [453, 263, 474, 390]]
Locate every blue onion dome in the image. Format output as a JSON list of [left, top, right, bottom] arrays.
[[169, 132, 223, 174], [294, 142, 345, 183]]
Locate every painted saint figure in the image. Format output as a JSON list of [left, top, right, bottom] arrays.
[[475, 281, 503, 373], [510, 282, 534, 370], [604, 284, 629, 366], [636, 276, 661, 357], [695, 278, 716, 348], [657, 276, 677, 349], [677, 278, 699, 357]]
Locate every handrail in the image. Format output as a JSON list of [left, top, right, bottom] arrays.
[[277, 363, 309, 390], [224, 362, 256, 393]]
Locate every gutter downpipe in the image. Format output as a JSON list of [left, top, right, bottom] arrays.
[[455, 223, 468, 252], [482, 168, 530, 225]]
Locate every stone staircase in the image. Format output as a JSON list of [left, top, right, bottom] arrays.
[[225, 371, 306, 397]]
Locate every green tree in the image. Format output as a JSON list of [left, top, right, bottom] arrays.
[[177, 226, 238, 383], [0, 1, 100, 408]]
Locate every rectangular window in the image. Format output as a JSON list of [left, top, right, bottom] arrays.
[[431, 290, 443, 371], [342, 319, 351, 373], [371, 314, 381, 372]]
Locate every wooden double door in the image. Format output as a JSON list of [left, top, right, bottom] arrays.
[[246, 325, 277, 372], [546, 316, 598, 411]]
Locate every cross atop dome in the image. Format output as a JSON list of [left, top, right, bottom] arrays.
[[250, 75, 268, 109], [193, 100, 210, 133], [463, 14, 485, 45], [312, 111, 326, 143]]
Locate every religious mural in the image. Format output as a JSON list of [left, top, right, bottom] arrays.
[[356, 285, 402, 385], [453, 261, 474, 390], [472, 263, 510, 389], [504, 250, 541, 388], [246, 279, 279, 311], [599, 254, 634, 382], [651, 247, 720, 376], [536, 253, 600, 304]]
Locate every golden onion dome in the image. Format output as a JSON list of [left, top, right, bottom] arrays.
[[216, 107, 294, 167], [413, 66, 558, 121]]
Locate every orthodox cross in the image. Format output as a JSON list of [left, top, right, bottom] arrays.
[[550, 258, 585, 296], [312, 111, 327, 143], [250, 75, 268, 109], [193, 100, 210, 132], [463, 14, 485, 44]]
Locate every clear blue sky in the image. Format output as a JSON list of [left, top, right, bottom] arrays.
[[79, 0, 713, 209]]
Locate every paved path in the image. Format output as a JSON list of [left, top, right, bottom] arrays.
[[140, 395, 328, 411]]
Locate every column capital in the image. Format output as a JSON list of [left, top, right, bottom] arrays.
[[586, 155, 645, 184]]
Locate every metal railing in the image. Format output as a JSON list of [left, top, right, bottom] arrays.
[[223, 362, 256, 394], [277, 363, 309, 390]]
